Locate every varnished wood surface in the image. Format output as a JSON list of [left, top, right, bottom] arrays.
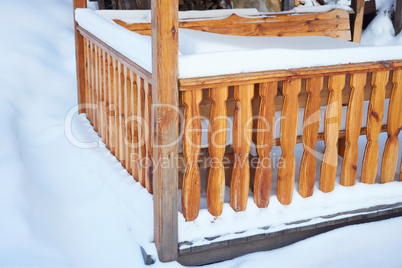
[[207, 87, 228, 216], [320, 75, 345, 193], [361, 71, 388, 184], [230, 84, 254, 212], [299, 77, 323, 198], [277, 79, 301, 205], [341, 73, 366, 186], [381, 69, 402, 183], [254, 82, 277, 208], [115, 9, 351, 40]]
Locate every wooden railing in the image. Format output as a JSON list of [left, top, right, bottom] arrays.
[[79, 27, 153, 193], [78, 25, 402, 223], [179, 66, 402, 221]]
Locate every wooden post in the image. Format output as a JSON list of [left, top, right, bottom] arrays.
[[395, 0, 402, 35], [351, 0, 365, 43], [152, 0, 179, 262], [73, 0, 87, 114]]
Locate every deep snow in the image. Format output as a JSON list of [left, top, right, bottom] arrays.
[[0, 0, 401, 267]]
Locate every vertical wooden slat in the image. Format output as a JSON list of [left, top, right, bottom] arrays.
[[182, 89, 203, 221], [381, 69, 402, 183], [119, 63, 126, 167], [131, 73, 139, 182], [93, 44, 99, 132], [351, 0, 365, 43], [108, 55, 116, 155], [320, 75, 345, 193], [361, 71, 388, 184], [84, 38, 90, 121], [254, 82, 277, 208], [207, 86, 228, 216], [104, 51, 110, 150], [152, 0, 179, 259], [125, 67, 133, 175], [137, 75, 145, 187], [145, 82, 154, 193], [230, 84, 254, 212], [277, 79, 301, 205], [341, 73, 366, 186], [299, 77, 323, 198], [88, 41, 95, 125], [73, 0, 87, 114], [98, 47, 106, 142], [114, 60, 121, 161]]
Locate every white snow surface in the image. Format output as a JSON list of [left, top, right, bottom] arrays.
[[1, 0, 402, 268]]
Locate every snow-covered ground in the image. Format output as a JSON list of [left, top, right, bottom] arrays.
[[1, 0, 401, 267]]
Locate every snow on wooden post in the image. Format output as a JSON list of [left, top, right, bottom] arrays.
[[151, 0, 179, 262], [73, 0, 87, 114]]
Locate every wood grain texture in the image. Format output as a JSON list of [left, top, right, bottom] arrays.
[[104, 51, 110, 150], [351, 0, 365, 43], [137, 76, 145, 187], [118, 63, 126, 166], [108, 55, 116, 155], [299, 77, 323, 198], [94, 44, 99, 132], [381, 69, 402, 183], [320, 75, 345, 193], [116, 9, 351, 40], [125, 67, 133, 175], [341, 73, 366, 186], [151, 0, 179, 261], [131, 73, 140, 181], [361, 71, 388, 184], [84, 38, 90, 121], [145, 83, 153, 193], [254, 82, 277, 208], [73, 0, 87, 114], [207, 87, 228, 216], [182, 89, 203, 221], [179, 61, 402, 91], [277, 79, 302, 205], [99, 47, 107, 143], [230, 84, 254, 212], [88, 41, 95, 125]]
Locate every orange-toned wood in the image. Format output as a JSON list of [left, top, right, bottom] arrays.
[[381, 69, 402, 183], [152, 0, 179, 260], [108, 55, 117, 155], [131, 73, 140, 182], [320, 75, 345, 192], [85, 38, 90, 121], [361, 71, 389, 184], [178, 61, 402, 91], [118, 63, 126, 166], [145, 82, 153, 193], [338, 137, 346, 157], [137, 75, 146, 187], [299, 77, 323, 198], [94, 44, 99, 132], [104, 51, 110, 150], [73, 0, 87, 114], [230, 84, 254, 212], [113, 58, 120, 159], [277, 79, 301, 205], [124, 66, 132, 174], [254, 82, 277, 208], [88, 41, 95, 125], [182, 89, 203, 221], [98, 47, 106, 143], [139, 81, 152, 192], [207, 86, 228, 217], [116, 9, 351, 40], [77, 27, 152, 84], [351, 0, 365, 43], [341, 73, 366, 186]]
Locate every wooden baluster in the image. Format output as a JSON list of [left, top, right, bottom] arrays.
[[140, 81, 150, 189], [182, 89, 203, 221], [254, 82, 277, 208], [113, 59, 120, 158], [381, 69, 402, 183], [125, 67, 132, 175], [230, 84, 254, 212], [93, 44, 98, 132], [145, 82, 153, 193], [207, 86, 228, 216], [320, 75, 345, 192], [83, 38, 89, 118], [299, 77, 323, 198], [341, 73, 366, 186], [108, 56, 116, 155], [88, 41, 94, 124], [131, 74, 139, 182], [137, 75, 145, 187], [103, 51, 109, 149], [277, 79, 301, 205], [361, 71, 389, 184], [99, 47, 106, 142], [119, 63, 126, 167]]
